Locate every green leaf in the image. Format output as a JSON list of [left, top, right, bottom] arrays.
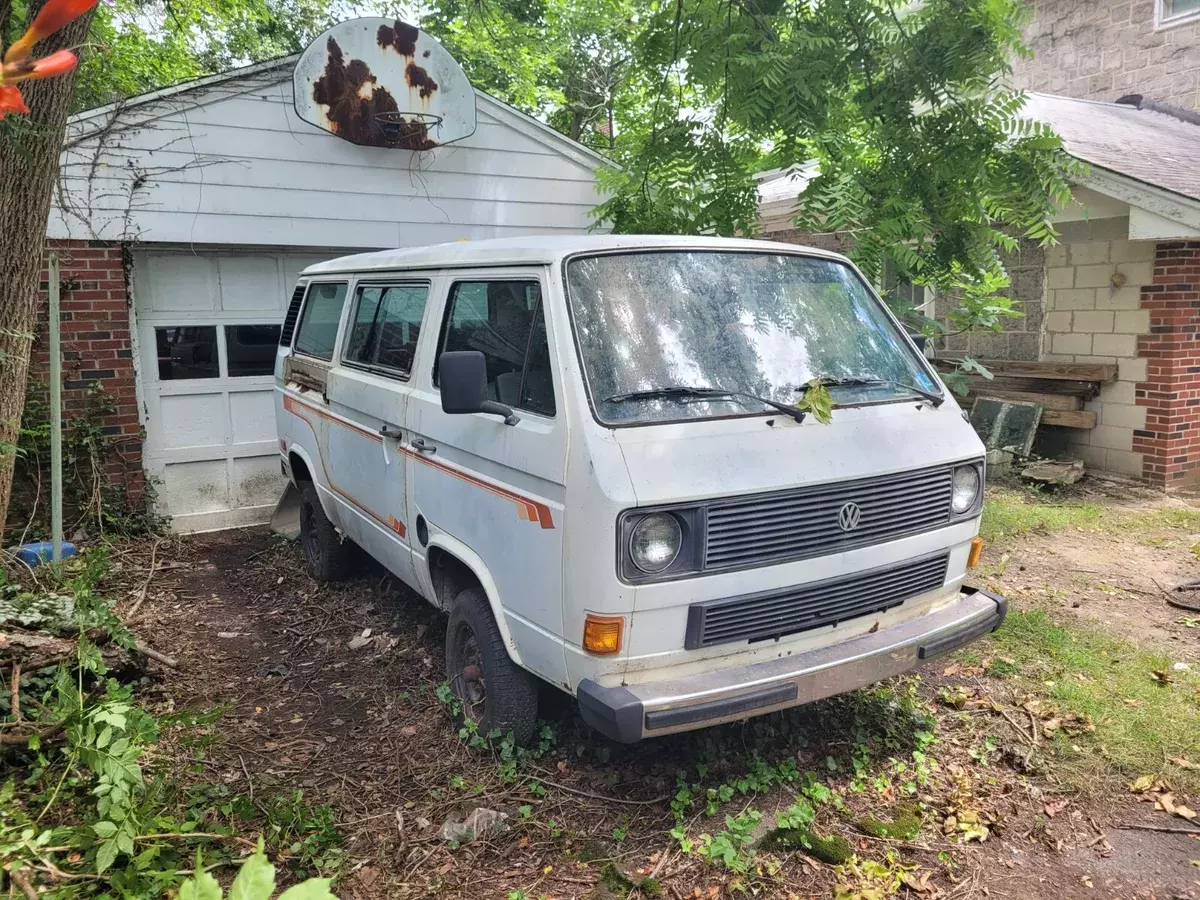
[[797, 380, 834, 425], [278, 878, 338, 900], [92, 820, 118, 838], [228, 848, 277, 900], [95, 838, 120, 874], [179, 868, 224, 900]]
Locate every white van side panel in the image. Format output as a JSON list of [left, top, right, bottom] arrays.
[[405, 267, 571, 689]]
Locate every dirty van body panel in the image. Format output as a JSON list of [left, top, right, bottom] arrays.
[[325, 366, 419, 587], [405, 266, 570, 689]]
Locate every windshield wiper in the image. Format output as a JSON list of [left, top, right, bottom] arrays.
[[812, 376, 944, 407], [603, 386, 809, 423]]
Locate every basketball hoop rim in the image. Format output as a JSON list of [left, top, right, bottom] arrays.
[[374, 110, 444, 127]]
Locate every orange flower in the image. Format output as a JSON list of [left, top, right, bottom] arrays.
[[0, 0, 97, 119], [2, 48, 78, 84], [3, 0, 98, 64], [0, 84, 31, 119]]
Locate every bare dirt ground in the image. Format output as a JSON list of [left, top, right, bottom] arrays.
[[119, 492, 1200, 900], [977, 477, 1200, 662]]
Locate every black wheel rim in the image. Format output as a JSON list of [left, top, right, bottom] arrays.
[[451, 621, 486, 726], [301, 501, 321, 568]]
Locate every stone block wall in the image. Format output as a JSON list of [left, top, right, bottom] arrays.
[[938, 239, 1045, 361], [1010, 0, 1200, 112], [1041, 218, 1156, 477]]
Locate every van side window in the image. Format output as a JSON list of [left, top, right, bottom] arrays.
[[345, 283, 429, 376], [293, 282, 348, 361], [437, 280, 556, 417]]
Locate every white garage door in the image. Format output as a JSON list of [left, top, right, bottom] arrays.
[[133, 251, 331, 532]]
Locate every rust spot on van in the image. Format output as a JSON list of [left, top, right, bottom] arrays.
[[377, 20, 419, 57], [405, 61, 438, 99], [311, 37, 436, 150]]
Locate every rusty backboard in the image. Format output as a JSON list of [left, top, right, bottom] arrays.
[[293, 18, 477, 150]]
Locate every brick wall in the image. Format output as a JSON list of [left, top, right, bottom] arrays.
[[1010, 0, 1200, 112], [1041, 218, 1155, 477], [28, 239, 142, 492], [1132, 241, 1200, 487]]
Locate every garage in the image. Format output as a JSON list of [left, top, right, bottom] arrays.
[[133, 251, 329, 531], [45, 51, 608, 532]]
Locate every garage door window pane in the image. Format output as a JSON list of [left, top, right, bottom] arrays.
[[156, 326, 218, 380], [227, 324, 282, 377], [345, 284, 428, 375], [293, 282, 347, 360]]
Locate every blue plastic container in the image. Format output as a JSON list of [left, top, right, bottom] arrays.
[[11, 541, 78, 566]]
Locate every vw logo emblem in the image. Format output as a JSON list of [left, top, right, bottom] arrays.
[[838, 502, 862, 532]]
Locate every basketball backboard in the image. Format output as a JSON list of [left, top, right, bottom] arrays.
[[294, 18, 477, 150]]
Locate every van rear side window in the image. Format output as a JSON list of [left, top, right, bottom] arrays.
[[293, 282, 348, 361], [344, 283, 429, 376]]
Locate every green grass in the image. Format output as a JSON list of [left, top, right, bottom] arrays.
[[980, 485, 1200, 544], [979, 487, 1102, 542], [973, 609, 1200, 791]]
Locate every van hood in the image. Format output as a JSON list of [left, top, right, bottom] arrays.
[[612, 400, 981, 506]]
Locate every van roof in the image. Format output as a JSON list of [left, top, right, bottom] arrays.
[[300, 234, 847, 276]]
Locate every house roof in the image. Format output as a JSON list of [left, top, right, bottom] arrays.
[[1020, 92, 1200, 202], [302, 234, 847, 274], [66, 54, 615, 172]]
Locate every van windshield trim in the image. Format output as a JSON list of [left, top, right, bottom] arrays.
[[560, 248, 943, 429]]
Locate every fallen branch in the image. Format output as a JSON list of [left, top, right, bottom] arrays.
[[525, 769, 669, 806], [10, 661, 20, 722], [0, 719, 66, 747], [1117, 822, 1200, 835], [7, 865, 39, 900], [125, 536, 164, 620], [134, 641, 178, 669]]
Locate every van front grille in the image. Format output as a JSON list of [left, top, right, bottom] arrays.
[[684, 553, 950, 649], [703, 465, 954, 571]]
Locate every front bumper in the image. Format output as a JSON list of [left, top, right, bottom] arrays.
[[577, 585, 1006, 743]]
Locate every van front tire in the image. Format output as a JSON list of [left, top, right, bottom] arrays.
[[298, 483, 354, 582], [446, 587, 538, 745]]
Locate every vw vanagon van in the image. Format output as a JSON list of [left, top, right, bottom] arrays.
[[274, 236, 1005, 743]]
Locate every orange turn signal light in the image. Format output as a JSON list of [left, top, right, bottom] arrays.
[[967, 537, 984, 569], [583, 614, 624, 655]]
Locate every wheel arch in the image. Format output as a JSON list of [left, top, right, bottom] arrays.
[[426, 536, 524, 668]]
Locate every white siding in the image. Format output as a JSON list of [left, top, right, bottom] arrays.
[[50, 64, 607, 248]]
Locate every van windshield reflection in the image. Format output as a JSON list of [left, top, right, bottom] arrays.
[[566, 251, 940, 425]]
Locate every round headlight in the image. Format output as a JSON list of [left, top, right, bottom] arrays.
[[630, 513, 682, 573], [951, 465, 981, 514]]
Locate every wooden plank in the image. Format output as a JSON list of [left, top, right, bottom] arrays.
[[957, 374, 1099, 397], [934, 358, 1117, 382], [1040, 408, 1097, 428], [970, 389, 1082, 411]]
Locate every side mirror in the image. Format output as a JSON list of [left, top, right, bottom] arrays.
[[439, 351, 520, 425], [907, 329, 928, 353]]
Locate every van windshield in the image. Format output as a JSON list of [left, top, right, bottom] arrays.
[[565, 250, 941, 425]]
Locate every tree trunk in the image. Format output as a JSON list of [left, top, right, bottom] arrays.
[[0, 5, 96, 537]]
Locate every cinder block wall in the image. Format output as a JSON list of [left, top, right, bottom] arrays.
[[1041, 218, 1156, 477], [1010, 0, 1200, 112]]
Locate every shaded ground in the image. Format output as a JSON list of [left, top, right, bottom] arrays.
[[116, 483, 1200, 900]]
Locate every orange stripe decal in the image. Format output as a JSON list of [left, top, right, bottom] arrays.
[[283, 394, 406, 537], [284, 392, 555, 530], [399, 446, 555, 529]]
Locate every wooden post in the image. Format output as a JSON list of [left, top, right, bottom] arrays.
[[48, 253, 63, 564]]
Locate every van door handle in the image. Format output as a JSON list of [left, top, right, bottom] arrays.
[[379, 424, 402, 439], [411, 438, 436, 454]]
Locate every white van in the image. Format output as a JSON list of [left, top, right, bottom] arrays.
[[274, 235, 1005, 743]]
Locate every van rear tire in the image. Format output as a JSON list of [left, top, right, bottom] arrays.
[[298, 483, 354, 582], [446, 587, 538, 745]]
